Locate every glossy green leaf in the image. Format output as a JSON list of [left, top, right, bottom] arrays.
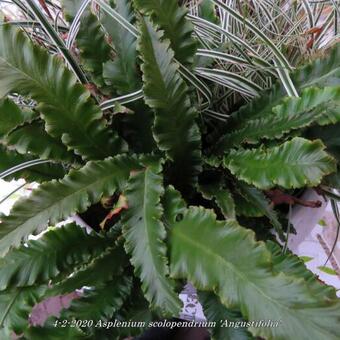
[[0, 24, 123, 160], [236, 183, 284, 239], [293, 44, 340, 88], [49, 246, 127, 296], [228, 44, 340, 129], [0, 286, 46, 333], [199, 291, 253, 340], [108, 288, 153, 339], [0, 98, 36, 138], [0, 223, 115, 290], [122, 159, 181, 315], [234, 192, 265, 218], [0, 155, 140, 256], [224, 138, 336, 189], [0, 145, 65, 182], [267, 241, 337, 300], [25, 0, 88, 84], [0, 2, 339, 338], [5, 120, 77, 163], [101, 2, 154, 153], [77, 11, 111, 88], [170, 206, 340, 340], [162, 185, 186, 227], [199, 183, 236, 219], [114, 101, 156, 154], [0, 99, 76, 163], [305, 121, 340, 161], [102, 0, 140, 94], [134, 0, 197, 66], [218, 86, 340, 149], [139, 19, 201, 190], [62, 276, 132, 321]]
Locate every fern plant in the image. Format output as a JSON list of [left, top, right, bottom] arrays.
[[0, 1, 339, 339]]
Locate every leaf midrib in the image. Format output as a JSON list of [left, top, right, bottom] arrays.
[[229, 149, 329, 169], [0, 288, 21, 327], [0, 53, 109, 159], [173, 227, 333, 337], [0, 161, 127, 249], [142, 168, 172, 290]]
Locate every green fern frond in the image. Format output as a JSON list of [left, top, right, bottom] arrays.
[[0, 24, 123, 160], [229, 44, 340, 129], [199, 291, 254, 340], [236, 182, 284, 238], [0, 155, 140, 256], [49, 246, 128, 296], [134, 0, 197, 66], [122, 158, 181, 315], [0, 223, 114, 290], [218, 86, 340, 150], [0, 145, 66, 182], [224, 137, 336, 189], [139, 19, 201, 190], [62, 276, 132, 321], [0, 98, 36, 139], [199, 182, 236, 220], [77, 11, 111, 88], [102, 0, 140, 94], [5, 121, 77, 163], [170, 206, 340, 340], [267, 241, 337, 300], [162, 185, 186, 227], [0, 285, 46, 334]]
